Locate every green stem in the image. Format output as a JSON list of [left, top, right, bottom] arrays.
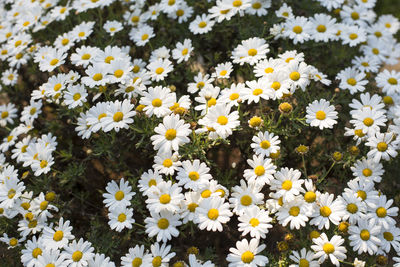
[[317, 162, 336, 185]]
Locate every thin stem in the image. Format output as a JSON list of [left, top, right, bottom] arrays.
[[301, 154, 308, 178], [317, 162, 336, 185]]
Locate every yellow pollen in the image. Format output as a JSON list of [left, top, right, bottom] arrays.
[[376, 207, 387, 218], [233, 0, 242, 7], [253, 88, 263, 96], [377, 142, 388, 152], [357, 190, 367, 200], [289, 206, 300, 216], [230, 93, 239, 100], [363, 117, 374, 126], [240, 195, 252, 206], [188, 171, 200, 181], [241, 251, 254, 263], [9, 238, 18, 246], [53, 230, 64, 241], [217, 116, 228, 125], [351, 12, 360, 20], [54, 83, 62, 91], [249, 218, 259, 227], [115, 190, 125, 201], [320, 206, 332, 217], [155, 67, 164, 75], [260, 140, 270, 149], [197, 81, 205, 88], [72, 251, 83, 262], [264, 67, 274, 74], [304, 191, 316, 203], [163, 159, 173, 167], [8, 189, 16, 199], [28, 220, 38, 228], [152, 256, 162, 267], [30, 108, 37, 115], [176, 9, 184, 16], [198, 21, 207, 28], [61, 38, 69, 46], [148, 179, 157, 187], [360, 229, 370, 240], [383, 232, 394, 241], [299, 259, 310, 267], [315, 110, 326, 120], [207, 98, 217, 107], [181, 48, 189, 55], [322, 243, 335, 254], [282, 180, 292, 190], [152, 98, 162, 107], [141, 34, 149, 41], [290, 71, 300, 81], [114, 69, 124, 78], [219, 70, 228, 76], [207, 208, 219, 220], [40, 200, 48, 210], [362, 168, 372, 177], [157, 218, 169, 229], [354, 129, 365, 137], [112, 111, 123, 122], [15, 53, 23, 59], [40, 160, 48, 169], [118, 213, 127, 222], [98, 113, 107, 121], [248, 48, 258, 56], [254, 166, 265, 176], [32, 247, 42, 258], [293, 26, 303, 34], [93, 73, 103, 81], [388, 78, 398, 85], [201, 190, 211, 198], [188, 203, 198, 212], [309, 230, 320, 239], [1, 111, 9, 118], [347, 203, 358, 214], [159, 194, 171, 204], [249, 116, 262, 127], [317, 24, 327, 32], [372, 48, 379, 55], [14, 40, 22, 47], [50, 59, 59, 66], [271, 81, 281, 90], [165, 129, 177, 140], [132, 257, 143, 267], [21, 202, 30, 210], [347, 78, 357, 86]]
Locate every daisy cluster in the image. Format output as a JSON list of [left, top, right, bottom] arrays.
[[0, 0, 400, 266]]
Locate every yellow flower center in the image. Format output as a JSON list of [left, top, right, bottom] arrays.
[[114, 69, 124, 78], [249, 218, 259, 227], [207, 208, 219, 220], [376, 207, 387, 218], [219, 70, 228, 76], [388, 78, 398, 85], [349, 33, 358, 40], [132, 257, 143, 267], [383, 232, 394, 241], [181, 48, 189, 56], [315, 110, 326, 120], [320, 206, 332, 217], [254, 166, 265, 176], [73, 93, 81, 101], [61, 38, 69, 46], [21, 202, 30, 210], [253, 88, 263, 96], [9, 238, 18, 246], [28, 220, 38, 228], [188, 203, 198, 212], [165, 129, 177, 140], [290, 71, 300, 81], [217, 116, 228, 125], [152, 256, 162, 267], [93, 73, 103, 81], [1, 111, 9, 118], [201, 190, 211, 198], [198, 21, 207, 28], [289, 206, 300, 216], [241, 251, 254, 263], [260, 140, 270, 149], [247, 48, 258, 56], [72, 251, 83, 262], [240, 195, 252, 206], [157, 218, 169, 229], [309, 230, 320, 239], [229, 93, 239, 100], [113, 111, 124, 122], [363, 117, 374, 126], [40, 200, 48, 210], [148, 179, 157, 187], [159, 194, 171, 204], [299, 259, 310, 267], [188, 171, 200, 181], [322, 243, 335, 254], [293, 26, 303, 34], [357, 190, 367, 200], [118, 213, 127, 222], [53, 230, 64, 241], [271, 81, 281, 90], [377, 142, 388, 152], [347, 203, 358, 214], [207, 98, 217, 107], [317, 24, 326, 32], [362, 168, 372, 177], [176, 9, 184, 16], [281, 180, 292, 190], [78, 32, 85, 37], [155, 67, 164, 75], [304, 191, 316, 203], [163, 159, 173, 167], [360, 229, 370, 240], [104, 56, 114, 63], [50, 59, 59, 66], [354, 129, 365, 137], [141, 34, 149, 41], [115, 190, 125, 201], [351, 12, 360, 20], [32, 247, 42, 258], [264, 67, 273, 73]]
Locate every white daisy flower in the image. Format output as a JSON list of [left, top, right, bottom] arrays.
[[311, 233, 347, 266], [226, 238, 269, 266], [305, 99, 338, 130], [195, 196, 232, 232]]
